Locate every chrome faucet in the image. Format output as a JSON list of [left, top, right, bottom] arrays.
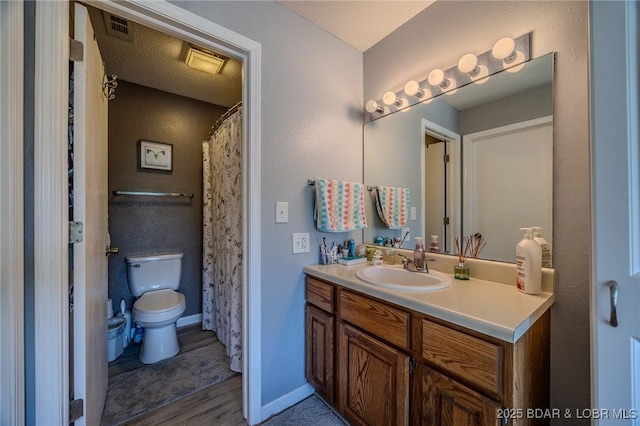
[[397, 253, 429, 273]]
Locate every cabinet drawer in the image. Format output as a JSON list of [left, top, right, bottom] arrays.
[[422, 320, 503, 398], [339, 290, 409, 350], [306, 277, 334, 312]]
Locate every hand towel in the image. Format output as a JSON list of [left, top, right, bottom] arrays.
[[374, 186, 410, 229], [314, 178, 368, 232]]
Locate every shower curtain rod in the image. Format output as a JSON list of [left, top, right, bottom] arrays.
[[208, 100, 243, 138]]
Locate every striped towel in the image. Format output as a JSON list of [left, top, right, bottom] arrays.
[[314, 178, 368, 232], [374, 186, 410, 229]]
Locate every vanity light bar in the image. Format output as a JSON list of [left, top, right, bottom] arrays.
[[365, 33, 531, 118]]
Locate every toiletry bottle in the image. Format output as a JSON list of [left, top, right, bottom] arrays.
[[532, 226, 552, 268], [413, 237, 425, 270], [516, 228, 542, 294], [429, 235, 440, 253]]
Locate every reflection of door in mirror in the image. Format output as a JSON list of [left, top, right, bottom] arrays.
[[423, 124, 459, 254], [463, 117, 553, 262], [425, 134, 446, 252]]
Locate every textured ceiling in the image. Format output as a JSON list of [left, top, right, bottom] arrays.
[[85, 2, 435, 107], [278, 0, 436, 51], [87, 6, 242, 108]]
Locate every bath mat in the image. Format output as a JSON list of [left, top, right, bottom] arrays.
[[101, 342, 235, 425], [261, 395, 347, 426]]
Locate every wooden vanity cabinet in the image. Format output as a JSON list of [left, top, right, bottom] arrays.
[[338, 322, 409, 426], [337, 289, 411, 426], [305, 277, 335, 403], [422, 366, 501, 426], [305, 275, 550, 426]]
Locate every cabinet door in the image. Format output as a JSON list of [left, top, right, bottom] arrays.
[[338, 323, 409, 426], [306, 304, 335, 402], [422, 366, 500, 426]]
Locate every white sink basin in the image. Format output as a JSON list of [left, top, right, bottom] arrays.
[[355, 265, 452, 291]]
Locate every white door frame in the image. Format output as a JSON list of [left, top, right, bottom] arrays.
[[0, 1, 25, 424], [34, 1, 262, 424], [421, 119, 460, 254]]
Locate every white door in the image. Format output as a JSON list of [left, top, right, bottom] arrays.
[[591, 0, 640, 423], [463, 117, 553, 262], [73, 3, 109, 425]]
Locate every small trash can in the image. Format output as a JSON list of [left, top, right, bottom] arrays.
[[107, 316, 126, 362]]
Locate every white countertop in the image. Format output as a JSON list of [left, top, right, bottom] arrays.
[[303, 263, 555, 343]]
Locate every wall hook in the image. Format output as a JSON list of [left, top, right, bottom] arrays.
[[103, 74, 118, 100]]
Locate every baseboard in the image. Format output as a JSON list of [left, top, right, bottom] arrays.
[[260, 383, 315, 422], [177, 313, 202, 328]]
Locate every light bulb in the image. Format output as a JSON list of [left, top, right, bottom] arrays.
[[382, 91, 401, 106], [428, 68, 453, 91], [404, 80, 424, 98], [365, 100, 383, 114], [492, 37, 517, 63], [428, 69, 445, 86], [458, 53, 479, 75]]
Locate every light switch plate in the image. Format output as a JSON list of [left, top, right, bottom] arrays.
[[293, 233, 310, 254], [410, 207, 417, 221], [276, 201, 288, 223]]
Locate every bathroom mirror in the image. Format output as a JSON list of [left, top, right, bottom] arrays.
[[363, 53, 554, 263]]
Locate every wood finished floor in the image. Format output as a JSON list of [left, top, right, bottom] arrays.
[[108, 324, 246, 425]]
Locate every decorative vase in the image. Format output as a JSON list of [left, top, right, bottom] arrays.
[[454, 262, 470, 280]]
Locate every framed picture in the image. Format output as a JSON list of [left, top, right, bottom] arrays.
[[139, 140, 173, 171]]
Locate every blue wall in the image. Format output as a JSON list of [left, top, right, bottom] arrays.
[[172, 1, 364, 405]]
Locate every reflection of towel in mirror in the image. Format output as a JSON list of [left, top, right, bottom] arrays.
[[375, 186, 410, 229], [314, 178, 368, 232]]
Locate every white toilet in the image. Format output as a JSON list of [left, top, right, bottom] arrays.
[[126, 252, 186, 364]]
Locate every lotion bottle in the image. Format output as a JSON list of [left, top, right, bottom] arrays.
[[413, 237, 424, 270], [516, 228, 542, 294], [532, 226, 552, 268]]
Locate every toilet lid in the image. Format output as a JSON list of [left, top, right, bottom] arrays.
[[134, 289, 185, 314]]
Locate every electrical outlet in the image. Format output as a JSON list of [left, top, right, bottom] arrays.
[[293, 233, 310, 254], [276, 201, 288, 223], [410, 207, 417, 221]]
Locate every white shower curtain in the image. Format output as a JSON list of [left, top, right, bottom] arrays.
[[202, 106, 242, 372]]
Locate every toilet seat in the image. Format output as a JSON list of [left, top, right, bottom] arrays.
[[133, 289, 185, 325]]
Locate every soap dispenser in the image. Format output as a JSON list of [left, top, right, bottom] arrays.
[[413, 237, 425, 270], [516, 228, 542, 294], [532, 226, 552, 268], [429, 235, 440, 253]]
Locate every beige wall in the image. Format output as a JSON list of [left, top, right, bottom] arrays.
[[364, 1, 590, 420]]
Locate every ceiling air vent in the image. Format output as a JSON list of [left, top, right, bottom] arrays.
[[102, 11, 134, 42]]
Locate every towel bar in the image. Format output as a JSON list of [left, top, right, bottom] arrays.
[[113, 190, 194, 198], [308, 179, 375, 192]]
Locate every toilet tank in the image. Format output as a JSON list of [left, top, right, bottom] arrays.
[[125, 252, 183, 297]]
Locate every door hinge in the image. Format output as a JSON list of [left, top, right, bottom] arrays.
[[69, 398, 84, 423], [443, 217, 450, 226], [69, 38, 84, 62], [443, 154, 450, 163], [409, 358, 415, 375], [69, 221, 84, 244]]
